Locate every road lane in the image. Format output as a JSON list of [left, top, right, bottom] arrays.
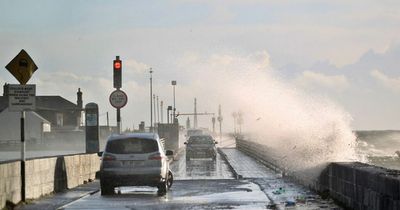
[[58, 151, 271, 209], [59, 180, 270, 210], [170, 150, 234, 180]]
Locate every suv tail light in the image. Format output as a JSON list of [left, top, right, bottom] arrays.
[[148, 153, 163, 160], [103, 154, 116, 161]]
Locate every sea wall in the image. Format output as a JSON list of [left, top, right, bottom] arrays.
[[236, 138, 400, 210], [0, 153, 100, 209], [319, 162, 400, 210]]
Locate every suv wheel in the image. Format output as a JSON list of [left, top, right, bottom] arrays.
[[100, 180, 114, 195], [167, 170, 173, 188], [157, 181, 167, 196]]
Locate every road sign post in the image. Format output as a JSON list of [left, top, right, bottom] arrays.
[[5, 49, 38, 202], [109, 89, 128, 134]]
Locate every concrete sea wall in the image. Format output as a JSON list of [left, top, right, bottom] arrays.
[[236, 138, 400, 210], [319, 162, 400, 210], [0, 153, 100, 209]]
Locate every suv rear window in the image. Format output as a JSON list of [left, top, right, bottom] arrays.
[[106, 138, 159, 154], [188, 136, 214, 145]]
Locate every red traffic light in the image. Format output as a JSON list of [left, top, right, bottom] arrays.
[[114, 61, 121, 70]]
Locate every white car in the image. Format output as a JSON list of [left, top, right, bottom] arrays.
[[99, 133, 173, 196]]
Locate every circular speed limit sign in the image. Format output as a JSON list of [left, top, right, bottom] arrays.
[[109, 89, 128, 108]]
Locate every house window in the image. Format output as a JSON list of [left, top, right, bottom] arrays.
[[42, 122, 51, 132], [56, 113, 64, 126]]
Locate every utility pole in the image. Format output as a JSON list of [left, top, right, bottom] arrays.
[[186, 117, 191, 129], [237, 111, 243, 134], [149, 68, 153, 132], [212, 116, 216, 133], [153, 94, 156, 128], [160, 100, 164, 123], [217, 105, 223, 141], [157, 96, 160, 123], [194, 98, 198, 128], [232, 112, 237, 134], [106, 112, 109, 129], [172, 80, 177, 123]]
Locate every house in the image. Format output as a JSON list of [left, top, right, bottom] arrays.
[[0, 84, 84, 143], [0, 107, 50, 143]]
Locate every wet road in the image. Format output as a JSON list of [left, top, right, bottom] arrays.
[[19, 145, 341, 210], [59, 180, 269, 209], [59, 150, 271, 209], [170, 150, 234, 180]]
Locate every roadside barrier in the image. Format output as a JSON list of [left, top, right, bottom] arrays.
[[236, 137, 400, 210], [0, 153, 100, 209]]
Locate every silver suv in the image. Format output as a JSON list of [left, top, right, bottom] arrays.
[[99, 133, 173, 196]]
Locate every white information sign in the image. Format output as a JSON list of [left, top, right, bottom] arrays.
[[86, 113, 98, 126], [8, 84, 36, 111], [109, 89, 128, 108]]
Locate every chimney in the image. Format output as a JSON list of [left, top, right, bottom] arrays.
[[77, 88, 83, 109], [3, 83, 8, 96]]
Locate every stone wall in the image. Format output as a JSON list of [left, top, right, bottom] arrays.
[[0, 161, 21, 208], [0, 153, 100, 209]]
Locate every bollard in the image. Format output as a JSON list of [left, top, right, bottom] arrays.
[[85, 103, 99, 153]]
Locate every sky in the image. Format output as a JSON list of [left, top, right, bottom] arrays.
[[1, 0, 400, 130]]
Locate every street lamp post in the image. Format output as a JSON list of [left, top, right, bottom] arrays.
[[153, 94, 156, 128], [217, 104, 223, 141], [157, 96, 160, 123], [160, 100, 164, 123], [149, 68, 153, 132], [171, 80, 177, 123]]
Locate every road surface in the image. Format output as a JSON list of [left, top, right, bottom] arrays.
[[18, 147, 341, 210]]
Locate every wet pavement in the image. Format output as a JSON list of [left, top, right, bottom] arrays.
[[59, 180, 270, 210], [170, 149, 234, 180], [221, 148, 341, 210], [16, 146, 343, 210], [15, 181, 99, 210], [58, 151, 268, 209]]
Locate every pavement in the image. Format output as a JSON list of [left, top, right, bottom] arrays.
[[15, 181, 99, 210], [220, 148, 341, 210], [59, 180, 270, 210]]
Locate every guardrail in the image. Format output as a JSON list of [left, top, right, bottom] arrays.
[[236, 138, 283, 173]]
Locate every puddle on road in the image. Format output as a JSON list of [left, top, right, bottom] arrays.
[[170, 150, 234, 180]]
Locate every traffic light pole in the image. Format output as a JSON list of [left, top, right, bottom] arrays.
[[117, 108, 121, 134], [111, 56, 126, 135]]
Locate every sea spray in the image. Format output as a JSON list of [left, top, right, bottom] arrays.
[[178, 51, 360, 182]]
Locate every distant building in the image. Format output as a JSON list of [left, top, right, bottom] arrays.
[[0, 84, 83, 143], [0, 107, 51, 143]]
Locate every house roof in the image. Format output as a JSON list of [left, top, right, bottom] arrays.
[[36, 96, 79, 111], [0, 96, 79, 112], [0, 107, 50, 123]]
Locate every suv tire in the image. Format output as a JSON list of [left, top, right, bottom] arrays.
[[167, 170, 173, 188], [100, 180, 114, 195], [157, 181, 167, 196]]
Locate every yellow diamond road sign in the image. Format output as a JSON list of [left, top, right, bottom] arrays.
[[5, 49, 38, 85]]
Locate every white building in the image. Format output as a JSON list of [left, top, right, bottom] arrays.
[[0, 108, 51, 144]]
